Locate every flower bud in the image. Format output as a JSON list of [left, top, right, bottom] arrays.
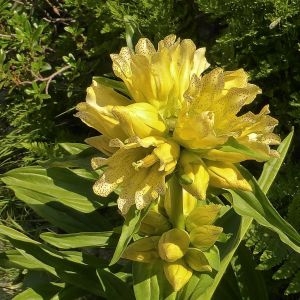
[[163, 259, 192, 291], [178, 150, 209, 200], [139, 211, 171, 236], [75, 81, 129, 140], [158, 229, 190, 262], [184, 248, 212, 272], [122, 236, 160, 263], [206, 161, 252, 191], [185, 204, 221, 232], [190, 225, 223, 251]]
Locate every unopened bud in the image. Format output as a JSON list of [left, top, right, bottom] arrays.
[[139, 211, 171, 236], [158, 229, 190, 262]]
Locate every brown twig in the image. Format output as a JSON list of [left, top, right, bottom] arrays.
[[19, 65, 72, 94]]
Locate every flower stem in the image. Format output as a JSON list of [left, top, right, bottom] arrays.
[[168, 175, 185, 230]]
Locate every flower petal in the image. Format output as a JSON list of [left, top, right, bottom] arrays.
[[85, 135, 117, 156], [111, 34, 210, 119], [112, 102, 167, 138], [174, 108, 228, 150], [206, 160, 252, 191], [178, 150, 210, 199]]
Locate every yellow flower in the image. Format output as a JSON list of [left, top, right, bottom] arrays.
[[111, 34, 210, 120], [91, 136, 179, 214], [173, 68, 280, 156], [75, 81, 129, 140], [76, 34, 280, 213]]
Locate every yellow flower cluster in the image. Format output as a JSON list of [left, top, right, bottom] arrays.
[[76, 34, 280, 214]]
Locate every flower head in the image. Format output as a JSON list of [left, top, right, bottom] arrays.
[[76, 34, 280, 213]]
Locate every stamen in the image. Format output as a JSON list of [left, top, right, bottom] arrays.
[[132, 154, 158, 170]]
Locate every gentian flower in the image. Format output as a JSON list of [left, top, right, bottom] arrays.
[[76, 34, 280, 214]]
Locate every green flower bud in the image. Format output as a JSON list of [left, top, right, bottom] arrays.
[[163, 259, 192, 291], [158, 229, 190, 262], [139, 210, 171, 236], [190, 225, 223, 251], [184, 248, 212, 272], [122, 236, 160, 263], [185, 204, 221, 232]]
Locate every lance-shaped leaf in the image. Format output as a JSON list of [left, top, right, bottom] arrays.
[[110, 205, 150, 265], [228, 167, 300, 253]]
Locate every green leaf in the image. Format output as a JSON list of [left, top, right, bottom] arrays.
[[42, 147, 99, 170], [97, 268, 135, 300], [229, 168, 300, 253], [0, 224, 40, 244], [178, 272, 214, 300], [133, 261, 176, 300], [58, 143, 91, 155], [110, 206, 149, 265], [1, 166, 102, 213], [0, 225, 108, 296], [286, 270, 300, 295], [231, 243, 269, 300], [212, 264, 242, 300], [93, 76, 131, 97], [13, 288, 51, 300], [9, 188, 106, 233], [51, 284, 90, 300], [0, 249, 55, 272], [258, 130, 293, 193], [203, 245, 220, 271], [217, 137, 270, 161], [40, 231, 117, 249], [16, 271, 63, 300], [1, 166, 111, 232]]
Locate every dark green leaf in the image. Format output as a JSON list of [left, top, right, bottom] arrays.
[[231, 243, 269, 300], [97, 268, 135, 300]]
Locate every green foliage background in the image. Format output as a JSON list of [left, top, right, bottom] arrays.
[[1, 0, 300, 299]]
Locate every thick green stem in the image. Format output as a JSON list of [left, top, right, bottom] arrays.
[[168, 175, 185, 230]]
